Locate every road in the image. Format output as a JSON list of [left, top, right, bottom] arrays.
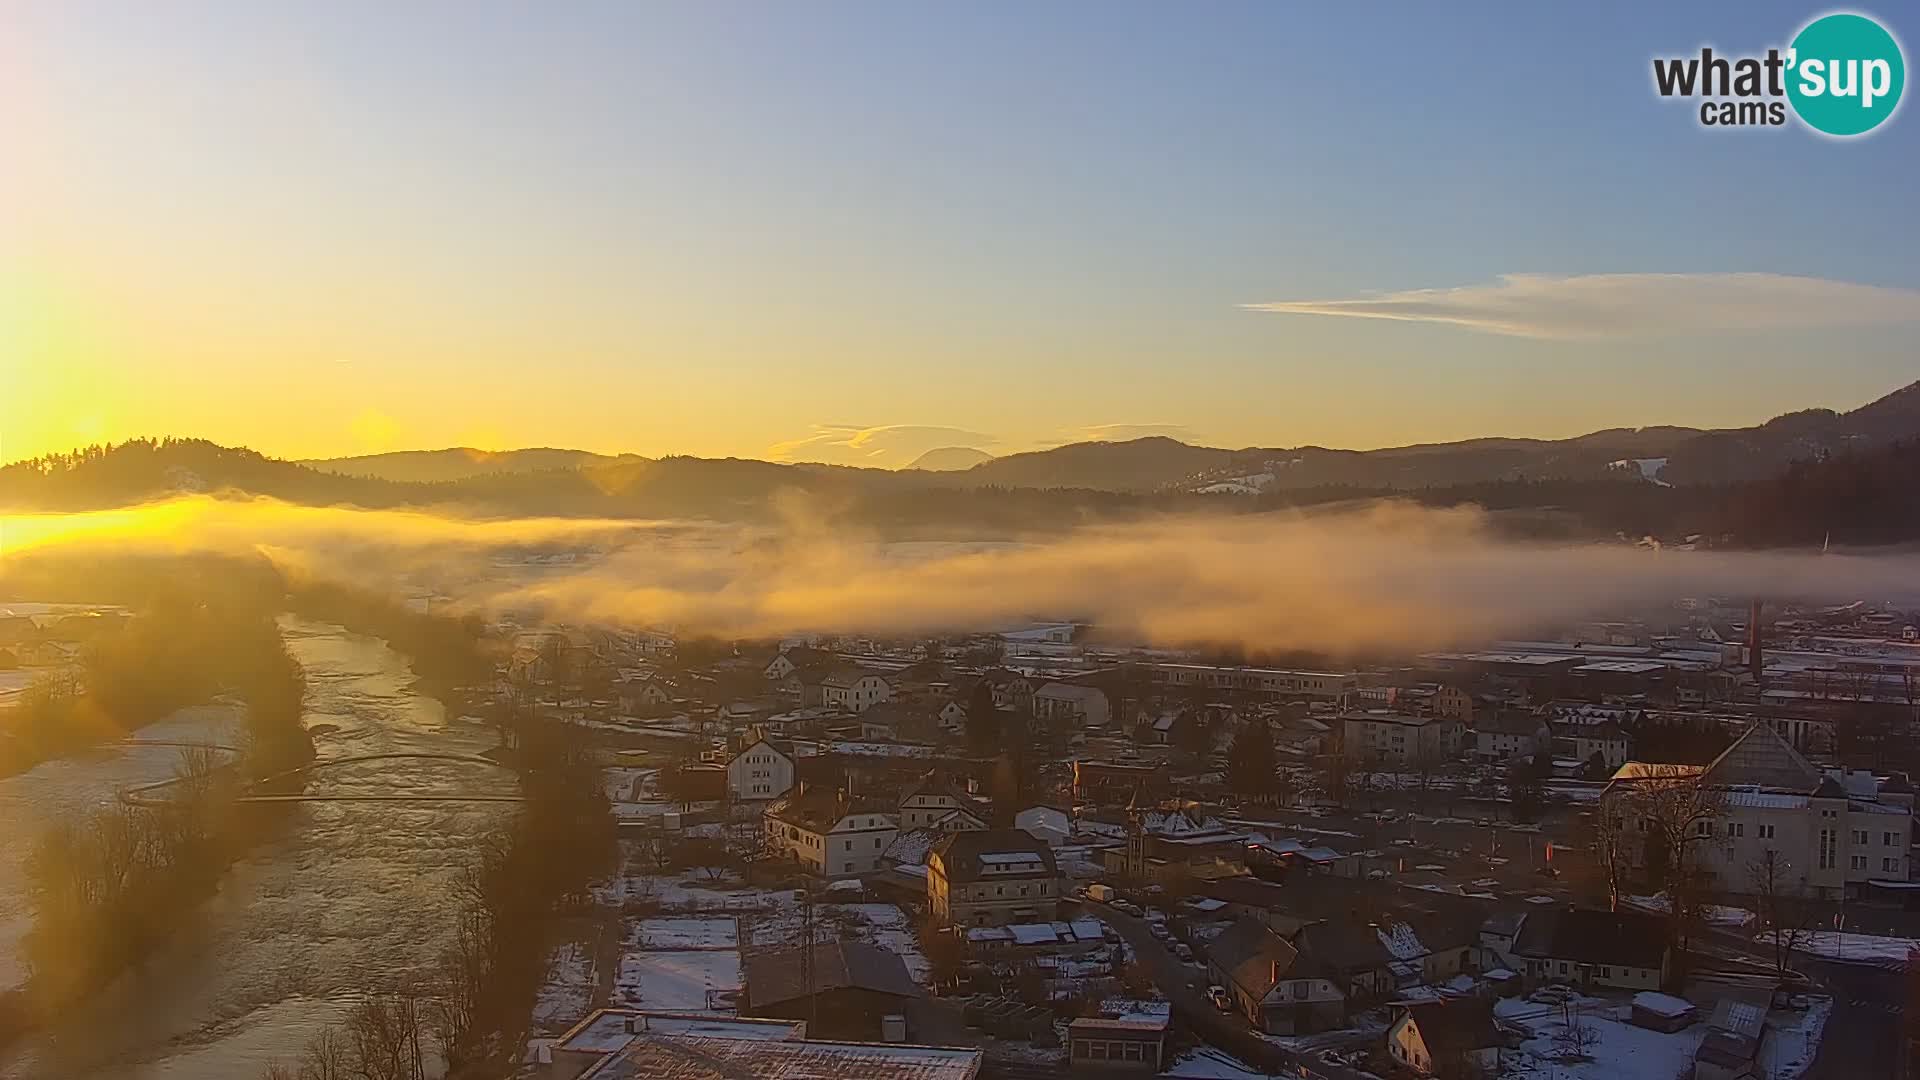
[[1686, 918, 1908, 1080], [1075, 899, 1372, 1080]]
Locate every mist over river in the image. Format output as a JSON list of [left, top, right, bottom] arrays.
[[0, 618, 516, 1078]]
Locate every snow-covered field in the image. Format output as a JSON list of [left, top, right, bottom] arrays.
[[1758, 930, 1919, 966], [530, 940, 597, 1035], [746, 900, 931, 983], [633, 915, 738, 950], [613, 949, 741, 1011]]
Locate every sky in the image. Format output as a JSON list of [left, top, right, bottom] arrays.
[[4, 2, 1919, 468]]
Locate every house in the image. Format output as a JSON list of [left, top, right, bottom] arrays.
[[1474, 710, 1547, 761], [1106, 803, 1250, 887], [1559, 719, 1631, 770], [1206, 918, 1346, 1034], [617, 675, 674, 715], [1033, 682, 1111, 729], [740, 940, 926, 1040], [927, 828, 1059, 927], [1340, 711, 1465, 765], [800, 666, 894, 714], [546, 1011, 809, 1080], [1386, 999, 1504, 1078], [763, 785, 899, 878], [1072, 760, 1163, 804], [726, 738, 795, 802], [578, 1030, 980, 1080], [1067, 1009, 1169, 1073], [899, 771, 984, 830], [1510, 906, 1669, 991], [1015, 805, 1071, 847], [978, 668, 1035, 711], [763, 645, 833, 680], [1291, 919, 1395, 1003]]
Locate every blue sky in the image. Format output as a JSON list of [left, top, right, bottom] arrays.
[[5, 1, 1918, 465]]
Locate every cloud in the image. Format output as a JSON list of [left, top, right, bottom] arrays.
[[1244, 273, 1920, 339], [1058, 423, 1199, 445], [7, 495, 1919, 658], [765, 425, 999, 469]]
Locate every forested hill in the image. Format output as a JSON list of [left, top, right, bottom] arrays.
[[4, 435, 1919, 548]]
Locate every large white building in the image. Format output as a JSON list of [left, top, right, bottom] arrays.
[[800, 666, 894, 713], [763, 785, 900, 878], [1340, 711, 1466, 765], [1606, 724, 1914, 900], [1032, 682, 1111, 728], [726, 738, 795, 802]]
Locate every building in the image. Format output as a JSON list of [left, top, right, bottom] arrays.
[[800, 665, 895, 714], [742, 940, 926, 1040], [1206, 918, 1345, 1035], [1340, 711, 1465, 765], [1510, 906, 1669, 991], [763, 645, 833, 681], [1072, 759, 1163, 804], [726, 738, 795, 802], [546, 1012, 807, 1080], [898, 771, 986, 830], [1385, 999, 1504, 1078], [1032, 681, 1111, 728], [1138, 662, 1356, 700], [928, 828, 1059, 927], [1474, 710, 1548, 761], [1605, 723, 1913, 900], [1693, 998, 1767, 1080], [1109, 802, 1249, 888], [763, 785, 900, 878], [1559, 720, 1631, 770], [1066, 1010, 1170, 1073], [616, 675, 674, 715]]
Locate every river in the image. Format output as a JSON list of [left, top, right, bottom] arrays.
[[0, 617, 517, 1079]]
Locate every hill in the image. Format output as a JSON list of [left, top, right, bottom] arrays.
[[298, 447, 632, 483], [905, 446, 994, 472]]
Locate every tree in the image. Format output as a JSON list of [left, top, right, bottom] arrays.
[[344, 990, 429, 1080], [966, 682, 1001, 753], [1749, 848, 1814, 977], [1320, 751, 1352, 809], [1552, 1001, 1598, 1061], [1226, 722, 1279, 799], [1507, 754, 1547, 823], [1588, 801, 1631, 912], [296, 1028, 353, 1080], [673, 836, 737, 880], [1173, 710, 1213, 762], [1609, 764, 1726, 974]]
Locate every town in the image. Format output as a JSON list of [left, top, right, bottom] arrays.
[[436, 596, 1920, 1080]]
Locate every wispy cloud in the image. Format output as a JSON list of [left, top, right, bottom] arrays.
[[1244, 273, 1920, 340], [765, 424, 998, 469], [1058, 423, 1199, 445]]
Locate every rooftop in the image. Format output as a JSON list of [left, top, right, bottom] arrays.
[[582, 1034, 982, 1080]]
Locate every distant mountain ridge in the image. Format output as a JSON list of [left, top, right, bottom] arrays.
[[905, 446, 995, 472], [8, 380, 1918, 520], [297, 447, 639, 483]]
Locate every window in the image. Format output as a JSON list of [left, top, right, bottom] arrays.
[[1851, 855, 1867, 871], [1758, 824, 1775, 839], [1886, 858, 1901, 873], [1819, 829, 1837, 869], [1853, 829, 1869, 845], [1694, 820, 1712, 838], [1886, 832, 1898, 847], [844, 840, 853, 851], [1728, 822, 1744, 837]]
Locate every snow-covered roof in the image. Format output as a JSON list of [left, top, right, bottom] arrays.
[[1008, 923, 1059, 946], [1633, 991, 1697, 1019]]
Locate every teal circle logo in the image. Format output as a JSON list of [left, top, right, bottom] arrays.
[[1787, 13, 1905, 136]]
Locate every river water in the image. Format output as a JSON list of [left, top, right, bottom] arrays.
[[0, 618, 517, 1079]]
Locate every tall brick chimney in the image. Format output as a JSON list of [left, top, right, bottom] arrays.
[[1748, 598, 1766, 687]]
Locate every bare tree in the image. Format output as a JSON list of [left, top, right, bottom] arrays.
[[1748, 848, 1814, 976], [1589, 802, 1631, 912], [345, 990, 428, 1080], [1553, 1001, 1598, 1060], [297, 1028, 353, 1080]]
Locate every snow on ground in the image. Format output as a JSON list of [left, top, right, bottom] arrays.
[[1626, 894, 1755, 927], [1761, 996, 1832, 1080], [1757, 930, 1919, 965], [613, 949, 741, 1011], [746, 900, 931, 983], [1498, 995, 1695, 1080], [633, 916, 738, 950], [530, 940, 596, 1035], [1163, 1048, 1270, 1078]]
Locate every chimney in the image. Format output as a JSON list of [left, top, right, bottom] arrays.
[[1748, 599, 1766, 686]]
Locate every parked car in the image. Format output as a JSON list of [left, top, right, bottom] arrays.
[[1206, 985, 1232, 1011], [1174, 943, 1194, 962], [1085, 883, 1116, 903], [1150, 922, 1170, 940]]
